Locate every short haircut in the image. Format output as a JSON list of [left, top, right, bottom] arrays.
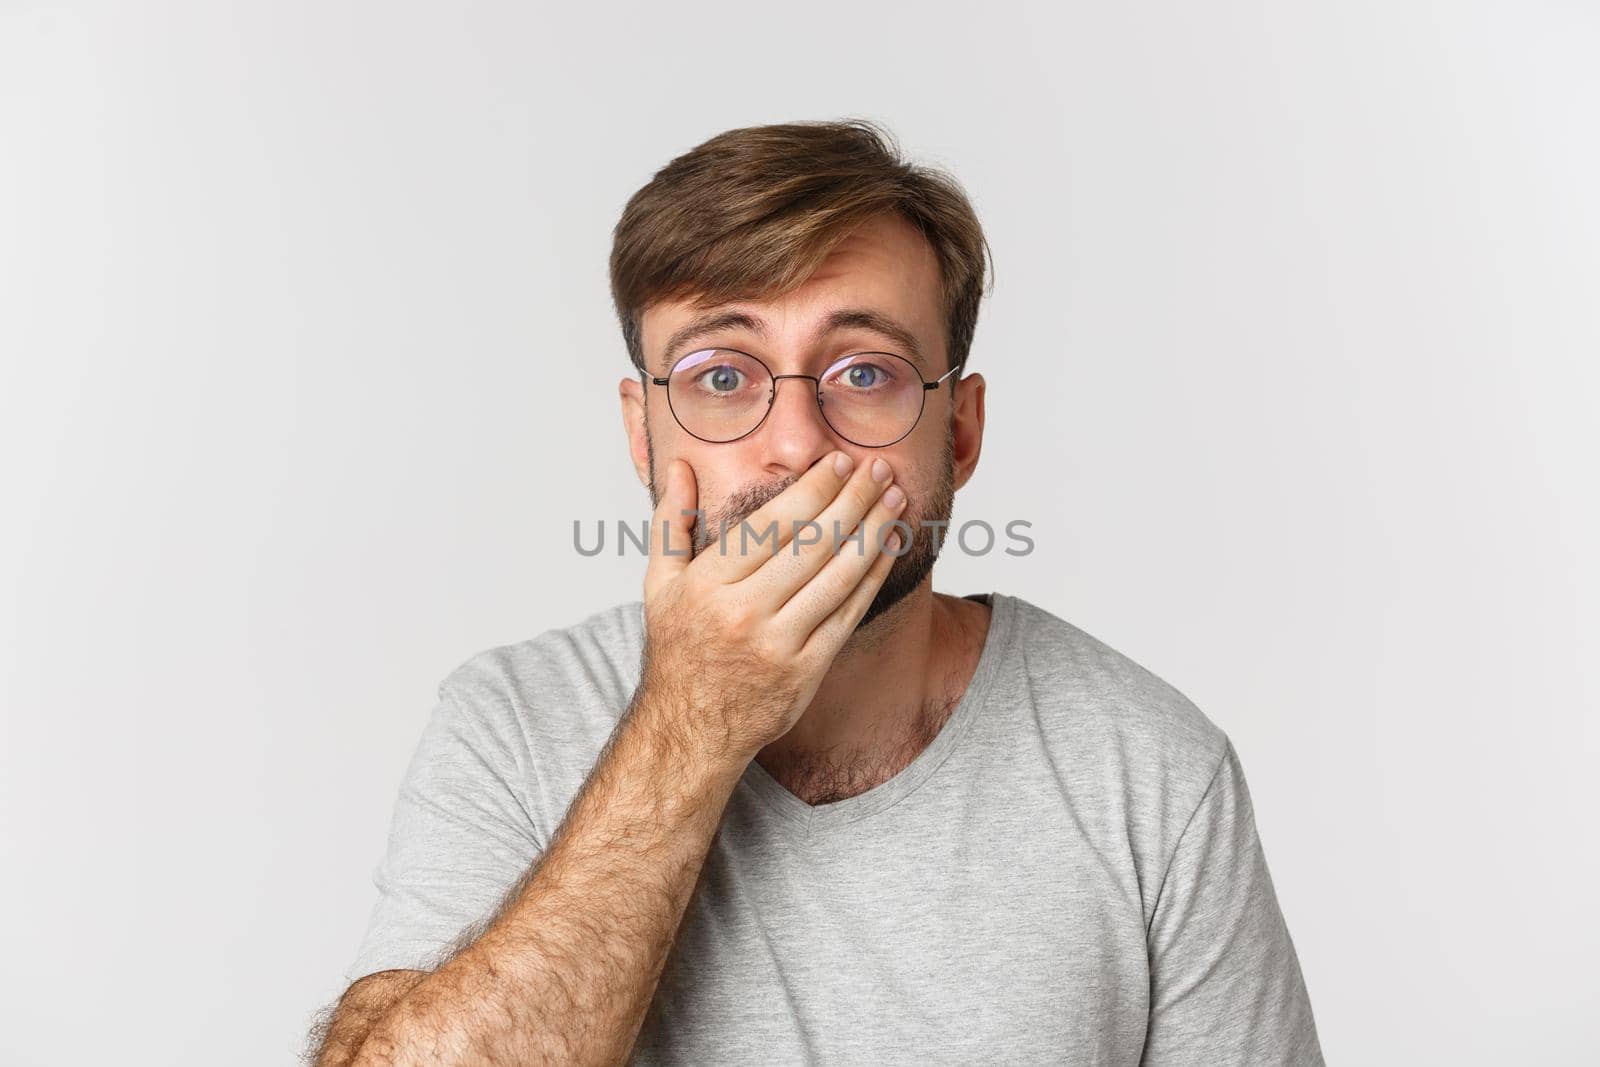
[[609, 117, 995, 379]]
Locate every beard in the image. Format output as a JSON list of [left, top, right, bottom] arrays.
[[646, 428, 956, 635]]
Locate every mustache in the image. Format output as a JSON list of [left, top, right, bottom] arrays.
[[693, 472, 935, 555], [693, 478, 797, 553], [722, 478, 797, 523]]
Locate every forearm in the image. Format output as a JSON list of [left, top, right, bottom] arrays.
[[349, 690, 747, 1067]]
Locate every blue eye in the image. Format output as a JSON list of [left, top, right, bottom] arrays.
[[832, 360, 895, 390], [698, 365, 743, 393]]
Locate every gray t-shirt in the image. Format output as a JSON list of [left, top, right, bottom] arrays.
[[348, 591, 1323, 1065]]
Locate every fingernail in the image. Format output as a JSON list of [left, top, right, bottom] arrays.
[[872, 458, 891, 482], [884, 486, 904, 509], [833, 452, 853, 476]]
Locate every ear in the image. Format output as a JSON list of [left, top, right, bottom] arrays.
[[949, 371, 986, 492], [619, 374, 651, 489]]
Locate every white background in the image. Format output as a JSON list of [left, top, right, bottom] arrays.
[[3, 1, 1596, 1063]]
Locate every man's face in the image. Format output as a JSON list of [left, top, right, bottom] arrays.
[[619, 211, 985, 632]]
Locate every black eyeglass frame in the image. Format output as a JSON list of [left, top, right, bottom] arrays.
[[648, 348, 962, 448]]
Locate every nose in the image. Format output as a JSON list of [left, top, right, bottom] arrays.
[[758, 374, 840, 473]]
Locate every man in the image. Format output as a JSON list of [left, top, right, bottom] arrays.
[[308, 118, 1322, 1066]]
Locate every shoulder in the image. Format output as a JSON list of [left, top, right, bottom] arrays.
[[997, 592, 1230, 808], [430, 599, 646, 759], [439, 599, 645, 705], [395, 601, 646, 843]]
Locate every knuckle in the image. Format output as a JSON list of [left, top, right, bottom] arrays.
[[747, 627, 781, 663], [824, 564, 856, 602], [722, 599, 758, 636]]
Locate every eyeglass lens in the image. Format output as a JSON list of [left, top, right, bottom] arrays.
[[666, 349, 928, 446]]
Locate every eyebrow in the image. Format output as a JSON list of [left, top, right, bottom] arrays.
[[658, 306, 929, 375]]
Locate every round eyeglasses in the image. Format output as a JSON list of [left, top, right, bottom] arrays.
[[649, 348, 960, 448]]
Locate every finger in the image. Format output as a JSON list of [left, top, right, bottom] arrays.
[[699, 449, 857, 584], [773, 473, 908, 635], [800, 522, 902, 656], [749, 456, 900, 616], [644, 458, 698, 600]]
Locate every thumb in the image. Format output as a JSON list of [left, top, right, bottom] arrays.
[[645, 458, 698, 597]]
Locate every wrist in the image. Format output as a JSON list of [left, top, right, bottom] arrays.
[[626, 686, 754, 790]]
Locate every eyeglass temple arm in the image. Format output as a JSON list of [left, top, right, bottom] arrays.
[[924, 363, 962, 390]]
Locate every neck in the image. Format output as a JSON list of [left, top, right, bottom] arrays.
[[754, 582, 991, 802]]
